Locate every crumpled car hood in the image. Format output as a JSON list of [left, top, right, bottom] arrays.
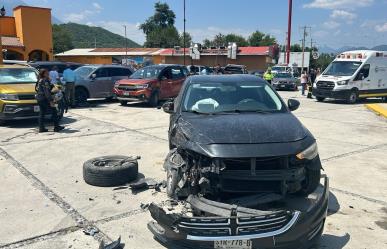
[[177, 112, 307, 145]]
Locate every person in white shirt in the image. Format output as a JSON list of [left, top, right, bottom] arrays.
[[49, 66, 59, 84], [300, 70, 308, 96]]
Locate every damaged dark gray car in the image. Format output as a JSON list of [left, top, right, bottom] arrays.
[[149, 75, 328, 249]]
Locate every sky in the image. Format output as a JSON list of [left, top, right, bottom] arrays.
[[8, 0, 387, 48]]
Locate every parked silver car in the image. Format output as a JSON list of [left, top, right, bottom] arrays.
[[74, 65, 134, 103], [272, 72, 298, 91]]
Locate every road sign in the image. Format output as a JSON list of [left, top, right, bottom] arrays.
[[312, 51, 319, 60]]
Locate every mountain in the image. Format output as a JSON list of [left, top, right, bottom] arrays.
[[3, 0, 62, 24], [56, 23, 141, 48], [318, 45, 338, 54], [372, 45, 387, 51]]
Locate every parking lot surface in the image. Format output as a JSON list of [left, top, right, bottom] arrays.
[[0, 91, 386, 249]]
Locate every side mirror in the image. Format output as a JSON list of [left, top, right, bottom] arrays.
[[288, 99, 300, 112], [162, 101, 174, 114], [360, 73, 365, 80], [90, 73, 96, 80]]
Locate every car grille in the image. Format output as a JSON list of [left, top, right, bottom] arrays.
[[316, 81, 335, 90], [18, 94, 36, 100], [117, 85, 137, 91], [177, 210, 295, 237]]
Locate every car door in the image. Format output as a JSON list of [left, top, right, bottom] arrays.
[[171, 66, 186, 96], [159, 67, 173, 99], [89, 67, 110, 98], [355, 64, 371, 91]]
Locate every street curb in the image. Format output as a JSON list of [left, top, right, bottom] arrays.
[[365, 104, 387, 118]]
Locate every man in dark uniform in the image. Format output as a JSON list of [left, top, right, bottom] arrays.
[[36, 69, 64, 133]]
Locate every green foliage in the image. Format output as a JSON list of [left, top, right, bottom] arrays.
[[224, 34, 249, 47], [179, 32, 192, 48], [53, 23, 140, 49], [203, 31, 276, 47], [313, 53, 335, 70], [248, 31, 276, 46], [140, 2, 179, 48], [144, 26, 180, 48], [52, 24, 74, 53]]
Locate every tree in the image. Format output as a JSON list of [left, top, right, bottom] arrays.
[[52, 24, 74, 53], [224, 34, 248, 47], [290, 44, 302, 52], [179, 32, 192, 48], [248, 31, 276, 46], [203, 39, 212, 47], [260, 34, 277, 46], [140, 2, 178, 48], [144, 26, 180, 48], [213, 33, 226, 47]]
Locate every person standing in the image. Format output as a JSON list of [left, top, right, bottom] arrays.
[[35, 69, 64, 133], [63, 64, 76, 108], [49, 66, 59, 84], [300, 70, 308, 96], [263, 68, 274, 84]]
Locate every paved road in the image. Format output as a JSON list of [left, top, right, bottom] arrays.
[[0, 91, 386, 249]]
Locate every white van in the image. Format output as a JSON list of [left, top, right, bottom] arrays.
[[313, 50, 387, 103]]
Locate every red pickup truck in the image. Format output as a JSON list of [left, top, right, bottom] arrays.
[[113, 64, 188, 106]]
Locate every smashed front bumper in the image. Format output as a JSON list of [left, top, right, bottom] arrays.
[[148, 176, 329, 249]]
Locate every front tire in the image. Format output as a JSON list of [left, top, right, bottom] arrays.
[[297, 168, 321, 197], [316, 97, 325, 102], [120, 100, 128, 106], [347, 90, 358, 104]]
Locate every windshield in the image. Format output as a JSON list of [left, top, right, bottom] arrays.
[[323, 61, 362, 76], [130, 66, 163, 79], [0, 68, 37, 84], [182, 81, 284, 114], [75, 66, 97, 79], [275, 73, 292, 78]]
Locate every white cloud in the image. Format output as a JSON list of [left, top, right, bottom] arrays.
[[375, 22, 387, 32], [330, 10, 356, 21], [314, 30, 329, 38], [323, 21, 341, 29], [63, 3, 102, 23], [92, 3, 103, 10], [304, 0, 373, 9]]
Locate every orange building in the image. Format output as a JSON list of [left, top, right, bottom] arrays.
[[0, 5, 53, 63]]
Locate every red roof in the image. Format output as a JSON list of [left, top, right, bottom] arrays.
[[160, 46, 271, 56]]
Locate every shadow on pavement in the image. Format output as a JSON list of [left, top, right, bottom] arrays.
[[328, 191, 340, 216], [318, 233, 350, 249]]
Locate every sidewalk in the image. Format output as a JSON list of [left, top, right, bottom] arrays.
[[365, 103, 387, 118]]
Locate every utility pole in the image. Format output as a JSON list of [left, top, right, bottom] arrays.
[[183, 0, 186, 66], [284, 32, 288, 64], [123, 25, 128, 65], [300, 26, 311, 72], [286, 0, 292, 65]]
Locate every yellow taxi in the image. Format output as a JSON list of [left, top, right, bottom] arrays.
[[0, 64, 39, 125]]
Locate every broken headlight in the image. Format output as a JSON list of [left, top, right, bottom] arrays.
[[296, 142, 318, 160]]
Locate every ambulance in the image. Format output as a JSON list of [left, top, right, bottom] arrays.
[[312, 50, 387, 104]]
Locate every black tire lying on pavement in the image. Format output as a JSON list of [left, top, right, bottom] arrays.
[[83, 155, 139, 187]]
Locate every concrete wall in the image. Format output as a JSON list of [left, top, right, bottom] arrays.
[[163, 55, 270, 71], [56, 56, 113, 64], [13, 6, 53, 61], [0, 17, 17, 36]]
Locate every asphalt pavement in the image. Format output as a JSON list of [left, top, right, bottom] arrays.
[[0, 91, 386, 249]]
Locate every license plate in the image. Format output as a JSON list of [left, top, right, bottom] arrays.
[[280, 84, 285, 87], [33, 106, 40, 112], [214, 240, 252, 249]]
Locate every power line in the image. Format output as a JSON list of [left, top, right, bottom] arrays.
[[300, 26, 311, 71]]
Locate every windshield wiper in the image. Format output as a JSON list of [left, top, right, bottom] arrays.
[[183, 110, 210, 115], [219, 109, 272, 114]]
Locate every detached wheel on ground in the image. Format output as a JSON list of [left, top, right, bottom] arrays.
[[297, 168, 321, 197], [83, 155, 139, 187], [148, 91, 159, 107], [316, 97, 325, 102], [347, 90, 358, 104], [119, 100, 128, 106], [75, 87, 89, 104]]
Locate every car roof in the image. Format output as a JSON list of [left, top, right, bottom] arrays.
[[188, 74, 265, 83]]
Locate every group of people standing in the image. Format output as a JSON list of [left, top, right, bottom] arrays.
[[35, 64, 76, 133]]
